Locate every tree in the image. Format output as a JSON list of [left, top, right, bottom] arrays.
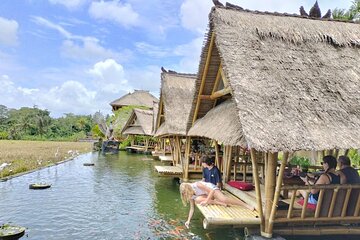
[[333, 0, 360, 21]]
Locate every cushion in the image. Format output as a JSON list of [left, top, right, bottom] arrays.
[[228, 181, 254, 191], [297, 198, 317, 210]]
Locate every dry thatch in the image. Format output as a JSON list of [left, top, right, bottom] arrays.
[[151, 100, 159, 135], [189, 7, 360, 152], [110, 90, 158, 110], [154, 72, 196, 137], [121, 108, 153, 136], [188, 99, 246, 146]]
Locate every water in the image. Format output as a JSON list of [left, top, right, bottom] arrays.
[[0, 152, 248, 240]]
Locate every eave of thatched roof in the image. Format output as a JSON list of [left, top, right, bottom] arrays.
[[121, 108, 153, 136], [188, 99, 246, 146], [110, 90, 158, 108], [188, 6, 360, 152], [154, 72, 196, 137]]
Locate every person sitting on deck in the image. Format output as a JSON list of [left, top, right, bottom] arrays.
[[180, 181, 254, 229], [299, 155, 341, 205], [338, 155, 360, 184], [202, 156, 222, 189]]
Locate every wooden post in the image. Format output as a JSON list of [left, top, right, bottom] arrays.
[[224, 146, 232, 183], [183, 137, 191, 182], [267, 152, 289, 234], [145, 137, 149, 152], [214, 141, 220, 168], [262, 151, 278, 238], [250, 148, 265, 233]]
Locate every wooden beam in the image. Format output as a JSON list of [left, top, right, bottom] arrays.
[[262, 152, 278, 238], [220, 66, 230, 88], [250, 149, 265, 233], [268, 152, 289, 234], [212, 66, 222, 94], [193, 32, 215, 124], [156, 99, 164, 130], [183, 136, 191, 181], [210, 87, 232, 100]]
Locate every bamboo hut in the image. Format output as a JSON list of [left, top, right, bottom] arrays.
[[186, 4, 360, 237], [153, 71, 197, 176], [121, 108, 155, 153], [110, 90, 158, 111]]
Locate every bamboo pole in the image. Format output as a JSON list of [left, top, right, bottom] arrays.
[[214, 141, 220, 169], [315, 189, 325, 218], [328, 188, 338, 217], [183, 137, 191, 181], [341, 189, 352, 217], [193, 32, 215, 124], [287, 190, 296, 219], [250, 148, 265, 233], [262, 152, 278, 237], [267, 152, 288, 234], [224, 146, 232, 183]]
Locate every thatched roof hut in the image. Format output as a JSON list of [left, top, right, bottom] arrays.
[[121, 108, 153, 136], [154, 72, 196, 137], [110, 90, 158, 111], [188, 6, 360, 152]]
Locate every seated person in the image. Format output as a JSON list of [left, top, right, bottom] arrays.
[[299, 155, 341, 205], [338, 155, 360, 184], [202, 156, 222, 189]]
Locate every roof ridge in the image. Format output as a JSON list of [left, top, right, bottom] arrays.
[[221, 2, 359, 25]]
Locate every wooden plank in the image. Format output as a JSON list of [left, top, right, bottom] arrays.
[[159, 155, 173, 162], [196, 191, 261, 229], [154, 165, 182, 176]]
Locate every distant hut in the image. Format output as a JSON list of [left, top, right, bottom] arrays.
[[186, 5, 360, 237], [121, 108, 155, 153], [153, 71, 196, 172], [110, 90, 158, 111]]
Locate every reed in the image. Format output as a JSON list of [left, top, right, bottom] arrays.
[[0, 140, 92, 178]]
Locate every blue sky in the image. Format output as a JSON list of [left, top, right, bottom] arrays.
[[0, 0, 353, 117]]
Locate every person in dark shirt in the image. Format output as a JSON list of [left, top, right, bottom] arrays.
[[202, 156, 222, 189], [338, 155, 360, 184]]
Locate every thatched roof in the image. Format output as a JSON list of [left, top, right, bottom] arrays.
[[121, 108, 153, 136], [188, 6, 360, 152], [154, 72, 196, 137], [110, 90, 158, 109], [188, 99, 246, 146]]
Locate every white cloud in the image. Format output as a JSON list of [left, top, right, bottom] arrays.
[[173, 37, 203, 73], [89, 0, 139, 27], [180, 0, 212, 35], [127, 65, 160, 95], [0, 17, 19, 46], [32, 16, 132, 62], [88, 59, 130, 93], [135, 42, 170, 58], [48, 0, 88, 10]]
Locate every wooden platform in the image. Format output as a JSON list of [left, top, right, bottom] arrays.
[[154, 165, 182, 177], [196, 191, 261, 229], [159, 155, 173, 162]]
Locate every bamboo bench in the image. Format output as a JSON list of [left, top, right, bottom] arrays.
[[195, 190, 261, 229], [272, 184, 360, 235]]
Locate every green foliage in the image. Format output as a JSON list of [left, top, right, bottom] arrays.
[[333, 0, 360, 21], [0, 131, 8, 139], [0, 105, 96, 141], [289, 156, 311, 171], [92, 124, 105, 138], [347, 149, 360, 167]]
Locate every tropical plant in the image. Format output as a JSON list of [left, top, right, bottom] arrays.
[[289, 156, 311, 172]]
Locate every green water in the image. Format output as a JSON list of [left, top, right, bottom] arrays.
[[0, 151, 247, 239]]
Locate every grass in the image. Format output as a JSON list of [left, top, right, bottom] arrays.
[[0, 140, 92, 179]]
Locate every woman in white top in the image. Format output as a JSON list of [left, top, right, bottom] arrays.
[[180, 181, 254, 228]]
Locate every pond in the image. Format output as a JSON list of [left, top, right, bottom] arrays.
[[0, 151, 248, 240]]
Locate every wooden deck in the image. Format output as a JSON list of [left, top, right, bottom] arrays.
[[196, 191, 261, 229], [159, 155, 173, 162], [154, 165, 182, 177]]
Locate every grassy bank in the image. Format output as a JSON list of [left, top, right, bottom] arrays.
[[0, 140, 92, 179]]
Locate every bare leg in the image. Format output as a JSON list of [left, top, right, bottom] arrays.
[[195, 195, 227, 206], [213, 190, 254, 210]]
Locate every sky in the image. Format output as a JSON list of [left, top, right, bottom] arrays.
[[0, 0, 353, 117]]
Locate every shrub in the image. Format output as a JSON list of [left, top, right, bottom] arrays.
[[289, 156, 311, 171]]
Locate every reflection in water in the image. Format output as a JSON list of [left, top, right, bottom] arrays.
[[0, 152, 248, 239]]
